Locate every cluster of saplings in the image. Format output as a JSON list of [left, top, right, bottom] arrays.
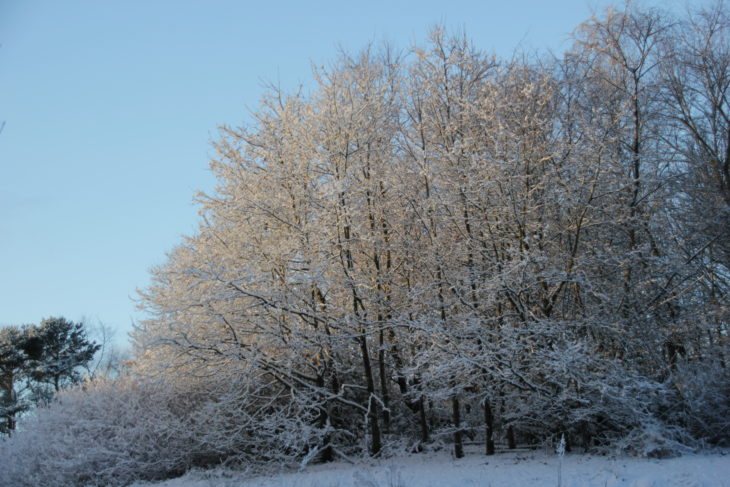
[[2, 3, 729, 487]]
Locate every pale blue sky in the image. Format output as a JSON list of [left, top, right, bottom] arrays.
[[0, 0, 700, 346]]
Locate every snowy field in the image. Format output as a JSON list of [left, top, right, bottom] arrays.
[[133, 449, 730, 487]]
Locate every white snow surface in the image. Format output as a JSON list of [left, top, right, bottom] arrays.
[[132, 449, 730, 487]]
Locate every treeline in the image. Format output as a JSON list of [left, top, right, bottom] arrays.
[[2, 3, 729, 486]]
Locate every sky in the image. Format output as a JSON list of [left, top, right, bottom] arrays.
[[0, 0, 706, 347]]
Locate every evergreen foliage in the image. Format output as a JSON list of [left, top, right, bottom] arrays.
[[0, 317, 99, 434]]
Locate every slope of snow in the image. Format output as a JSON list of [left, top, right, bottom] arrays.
[[132, 449, 730, 487]]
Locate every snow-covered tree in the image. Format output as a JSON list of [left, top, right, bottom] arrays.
[[2, 5, 729, 486]]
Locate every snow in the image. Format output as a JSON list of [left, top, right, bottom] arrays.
[[131, 449, 730, 487]]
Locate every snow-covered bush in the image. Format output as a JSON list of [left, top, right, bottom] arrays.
[[0, 370, 326, 487], [611, 419, 693, 458], [669, 358, 730, 446], [0, 375, 187, 487]]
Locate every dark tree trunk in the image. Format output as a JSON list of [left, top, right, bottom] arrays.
[[507, 425, 516, 449], [378, 327, 391, 433], [316, 373, 334, 462], [484, 396, 495, 455], [1, 372, 16, 434], [359, 331, 382, 456], [452, 396, 464, 458], [419, 395, 430, 445]]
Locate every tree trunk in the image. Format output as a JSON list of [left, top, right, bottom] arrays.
[[484, 396, 495, 455], [452, 396, 464, 458], [378, 327, 390, 433], [507, 425, 516, 449], [359, 329, 381, 456], [418, 395, 430, 445]]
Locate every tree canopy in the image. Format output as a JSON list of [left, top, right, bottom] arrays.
[[0, 317, 99, 434]]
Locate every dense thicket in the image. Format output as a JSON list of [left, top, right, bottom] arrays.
[[1, 4, 728, 486]]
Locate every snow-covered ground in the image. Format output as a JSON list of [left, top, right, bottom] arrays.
[[133, 449, 730, 487]]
